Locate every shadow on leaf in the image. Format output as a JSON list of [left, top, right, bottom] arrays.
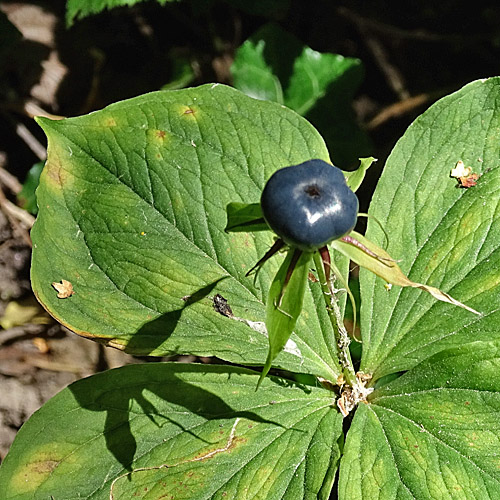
[[125, 277, 227, 356], [68, 363, 286, 472]]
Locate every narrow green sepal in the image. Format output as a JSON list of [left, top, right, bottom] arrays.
[[331, 231, 479, 315], [345, 157, 377, 192], [257, 249, 313, 388]]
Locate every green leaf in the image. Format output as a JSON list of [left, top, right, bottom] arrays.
[[285, 48, 359, 117], [345, 157, 376, 192], [360, 77, 500, 379], [0, 363, 342, 499], [231, 23, 372, 168], [259, 249, 314, 386], [225, 202, 268, 232], [32, 84, 340, 381], [161, 55, 196, 91], [339, 341, 500, 499], [231, 31, 284, 104], [17, 161, 44, 215], [66, 0, 178, 26]]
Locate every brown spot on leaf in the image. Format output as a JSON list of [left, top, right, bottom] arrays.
[[10, 447, 69, 493], [450, 160, 480, 188], [179, 104, 200, 118], [459, 173, 479, 188], [52, 279, 74, 298], [32, 459, 58, 474], [43, 156, 74, 190], [156, 130, 166, 139], [308, 271, 319, 282]]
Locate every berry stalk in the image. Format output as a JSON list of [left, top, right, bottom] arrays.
[[313, 251, 356, 387]]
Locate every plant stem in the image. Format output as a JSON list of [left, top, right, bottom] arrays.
[[313, 252, 357, 387]]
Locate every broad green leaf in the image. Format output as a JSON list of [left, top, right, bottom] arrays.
[[339, 341, 500, 499], [345, 157, 376, 192], [0, 363, 342, 499], [231, 23, 371, 168], [32, 84, 341, 381], [285, 48, 360, 117], [331, 231, 478, 314], [66, 0, 178, 26], [259, 249, 314, 386], [225, 202, 268, 232], [231, 32, 284, 104], [360, 77, 500, 379]]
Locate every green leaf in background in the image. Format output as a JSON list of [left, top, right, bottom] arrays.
[[0, 363, 342, 499], [32, 84, 342, 382], [66, 0, 178, 26], [161, 55, 196, 91], [17, 161, 44, 215], [359, 78, 500, 380], [231, 23, 372, 168], [259, 249, 314, 386], [231, 30, 284, 104], [339, 341, 500, 499]]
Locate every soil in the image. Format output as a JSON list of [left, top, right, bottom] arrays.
[[2, 0, 500, 463]]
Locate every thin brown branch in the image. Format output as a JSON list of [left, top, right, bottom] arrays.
[[15, 122, 46, 161], [366, 87, 454, 129], [367, 93, 430, 129], [0, 165, 23, 194]]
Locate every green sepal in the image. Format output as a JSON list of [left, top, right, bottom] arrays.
[[258, 249, 313, 388], [330, 231, 478, 315], [345, 157, 376, 192]]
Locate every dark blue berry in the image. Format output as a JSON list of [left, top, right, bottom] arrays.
[[261, 159, 359, 251]]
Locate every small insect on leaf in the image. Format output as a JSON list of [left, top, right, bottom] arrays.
[[52, 279, 74, 298], [213, 293, 234, 318]]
